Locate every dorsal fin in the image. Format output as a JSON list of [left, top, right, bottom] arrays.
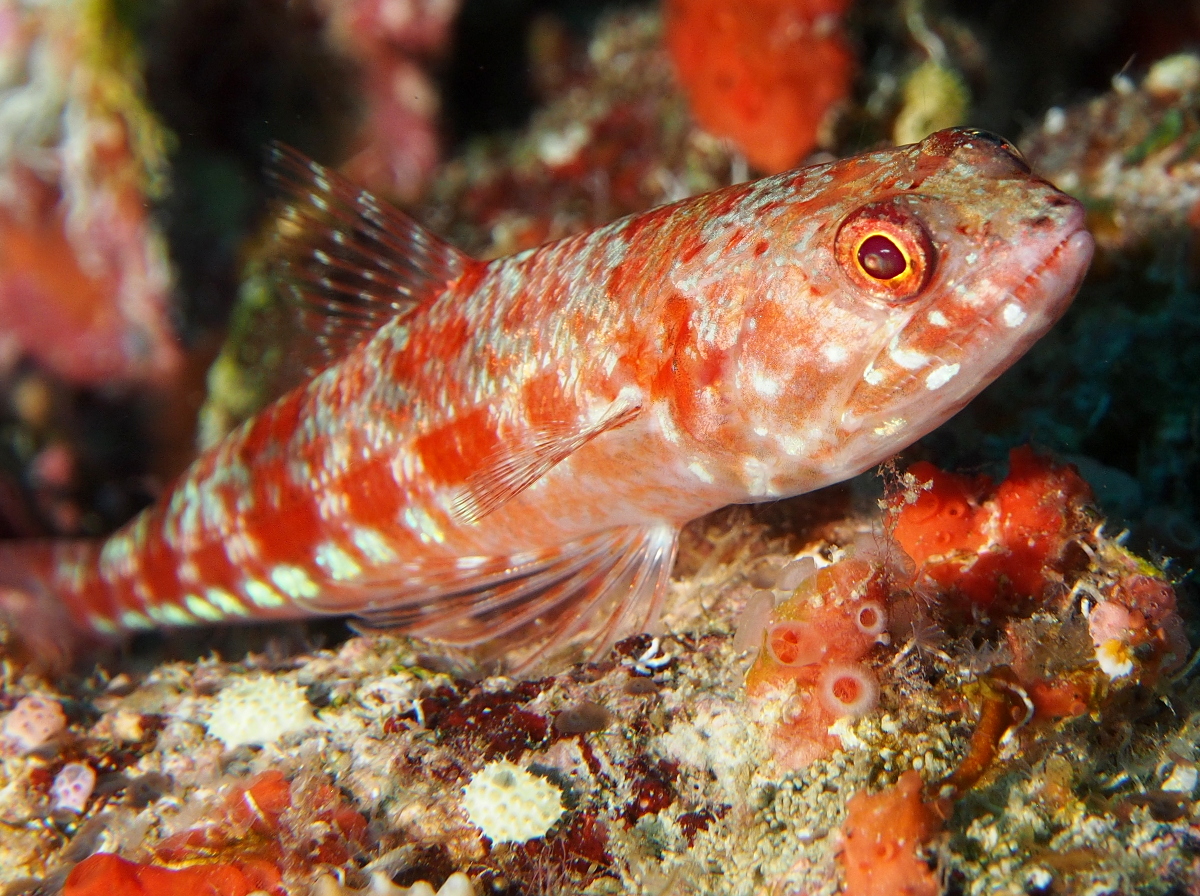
[[266, 143, 470, 371]]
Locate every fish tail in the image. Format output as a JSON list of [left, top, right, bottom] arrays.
[[0, 539, 111, 669]]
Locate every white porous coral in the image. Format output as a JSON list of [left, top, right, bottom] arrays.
[[311, 870, 475, 896], [204, 677, 316, 749], [461, 760, 564, 843]]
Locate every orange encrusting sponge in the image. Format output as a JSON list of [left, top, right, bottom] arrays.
[[664, 0, 856, 173]]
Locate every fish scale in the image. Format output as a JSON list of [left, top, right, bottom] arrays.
[[0, 129, 1093, 669]]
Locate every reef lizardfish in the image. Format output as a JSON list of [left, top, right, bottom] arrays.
[[0, 128, 1093, 667]]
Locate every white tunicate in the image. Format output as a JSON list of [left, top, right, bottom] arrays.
[[776, 557, 817, 591], [732, 590, 776, 653]]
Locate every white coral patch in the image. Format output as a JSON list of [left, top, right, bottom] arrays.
[[205, 677, 316, 749], [1095, 639, 1134, 679], [461, 760, 564, 843], [311, 871, 476, 896]]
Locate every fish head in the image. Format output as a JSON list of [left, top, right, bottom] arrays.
[[726, 127, 1093, 496]]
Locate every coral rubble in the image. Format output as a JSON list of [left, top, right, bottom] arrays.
[[0, 448, 1195, 895]]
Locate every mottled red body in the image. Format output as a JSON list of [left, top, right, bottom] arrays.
[[0, 129, 1093, 666]]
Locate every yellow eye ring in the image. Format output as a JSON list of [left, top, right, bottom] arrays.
[[836, 201, 936, 303]]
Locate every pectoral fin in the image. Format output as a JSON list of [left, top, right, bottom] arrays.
[[451, 399, 641, 525]]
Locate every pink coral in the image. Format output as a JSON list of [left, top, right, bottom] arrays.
[[315, 0, 459, 202], [1087, 576, 1190, 679], [0, 4, 179, 386], [50, 761, 96, 814], [2, 693, 65, 754]]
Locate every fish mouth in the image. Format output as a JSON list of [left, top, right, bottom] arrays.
[[838, 221, 1094, 450], [1008, 225, 1094, 323]]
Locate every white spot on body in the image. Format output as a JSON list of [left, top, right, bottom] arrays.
[[751, 372, 780, 397], [120, 610, 155, 630], [99, 535, 136, 579], [149, 604, 195, 626], [1002, 303, 1027, 328], [206, 588, 249, 616], [352, 527, 399, 564], [925, 363, 961, 390], [927, 310, 949, 327], [185, 594, 226, 621], [179, 560, 202, 585], [655, 404, 683, 445], [226, 530, 261, 565], [270, 565, 320, 599], [133, 578, 154, 604], [315, 542, 363, 581], [965, 252, 978, 265], [688, 460, 715, 484], [741, 457, 775, 497], [863, 366, 885, 386], [889, 346, 929, 370], [315, 487, 349, 522], [456, 555, 488, 570], [823, 344, 848, 363], [244, 579, 287, 608], [873, 417, 907, 437], [390, 325, 411, 351], [404, 505, 445, 545]]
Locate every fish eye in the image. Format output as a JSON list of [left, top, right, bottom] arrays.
[[836, 201, 936, 303], [857, 234, 907, 280]]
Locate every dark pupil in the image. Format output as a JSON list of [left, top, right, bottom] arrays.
[[858, 234, 907, 280]]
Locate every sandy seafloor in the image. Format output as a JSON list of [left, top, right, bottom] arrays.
[[2, 2, 1200, 894]]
